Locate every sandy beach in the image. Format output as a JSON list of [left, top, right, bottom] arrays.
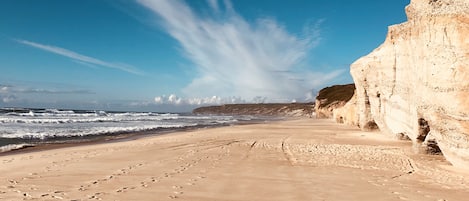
[[1, 119, 468, 201]]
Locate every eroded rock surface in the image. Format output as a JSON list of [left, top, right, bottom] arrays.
[[314, 84, 356, 119], [332, 92, 360, 128], [351, 0, 469, 167]]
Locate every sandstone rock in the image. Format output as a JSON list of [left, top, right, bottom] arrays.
[[314, 84, 356, 119], [332, 92, 359, 127], [350, 0, 469, 167]]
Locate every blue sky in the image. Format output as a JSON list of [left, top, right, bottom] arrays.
[[0, 0, 409, 112]]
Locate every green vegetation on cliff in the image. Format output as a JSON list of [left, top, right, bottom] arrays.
[[315, 84, 355, 109]]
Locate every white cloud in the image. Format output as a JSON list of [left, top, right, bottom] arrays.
[[154, 94, 248, 106], [0, 86, 16, 103], [0, 86, 10, 94], [154, 96, 164, 104], [16, 39, 144, 75], [2, 95, 17, 103], [139, 0, 343, 102]]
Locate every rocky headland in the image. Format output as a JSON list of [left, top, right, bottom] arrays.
[[193, 103, 314, 117], [332, 0, 469, 168], [313, 84, 355, 118]]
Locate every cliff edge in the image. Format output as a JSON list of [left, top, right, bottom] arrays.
[[314, 84, 355, 118], [351, 0, 469, 167]]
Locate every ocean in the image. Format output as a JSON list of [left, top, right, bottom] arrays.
[[0, 107, 260, 153]]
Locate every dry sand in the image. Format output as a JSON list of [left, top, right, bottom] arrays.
[[1, 119, 468, 201]]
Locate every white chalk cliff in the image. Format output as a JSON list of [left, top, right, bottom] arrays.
[[350, 0, 469, 167]]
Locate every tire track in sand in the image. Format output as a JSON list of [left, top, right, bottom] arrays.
[[281, 136, 295, 166]]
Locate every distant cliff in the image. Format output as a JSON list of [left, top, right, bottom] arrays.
[[314, 84, 355, 118], [350, 0, 469, 167], [193, 103, 314, 117]]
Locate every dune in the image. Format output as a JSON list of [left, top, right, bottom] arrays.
[[1, 118, 468, 200]]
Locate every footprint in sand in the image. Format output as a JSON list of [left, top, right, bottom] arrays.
[[150, 177, 160, 183], [8, 179, 19, 185], [29, 172, 38, 176], [51, 195, 64, 199], [140, 182, 148, 188], [78, 186, 87, 191], [22, 192, 32, 198], [398, 196, 409, 200], [116, 186, 136, 193], [116, 187, 129, 193]]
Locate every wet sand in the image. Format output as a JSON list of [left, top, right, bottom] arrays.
[[1, 119, 468, 201]]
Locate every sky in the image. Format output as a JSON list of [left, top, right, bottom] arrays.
[[0, 0, 409, 112]]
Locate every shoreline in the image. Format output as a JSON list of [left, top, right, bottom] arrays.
[[1, 118, 468, 200], [0, 117, 279, 157]]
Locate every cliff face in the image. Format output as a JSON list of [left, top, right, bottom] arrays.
[[314, 84, 356, 118], [351, 0, 469, 167], [193, 103, 314, 117], [332, 92, 359, 127]]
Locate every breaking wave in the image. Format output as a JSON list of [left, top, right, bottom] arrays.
[[0, 107, 255, 152]]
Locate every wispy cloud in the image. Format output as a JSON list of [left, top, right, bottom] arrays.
[[0, 84, 95, 94], [206, 0, 220, 12], [138, 0, 343, 102], [0, 83, 95, 104], [17, 88, 95, 94], [16, 39, 144, 75]]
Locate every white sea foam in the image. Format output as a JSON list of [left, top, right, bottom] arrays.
[[0, 108, 242, 140], [0, 143, 33, 152], [0, 123, 195, 139]]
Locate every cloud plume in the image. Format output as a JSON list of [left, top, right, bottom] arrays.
[[16, 39, 143, 75], [139, 0, 343, 102]]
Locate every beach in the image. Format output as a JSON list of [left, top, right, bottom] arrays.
[[1, 118, 468, 201]]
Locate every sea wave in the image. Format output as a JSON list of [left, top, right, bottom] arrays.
[[0, 143, 34, 153], [0, 109, 186, 124], [0, 107, 256, 153], [0, 123, 197, 139], [0, 116, 180, 124]]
